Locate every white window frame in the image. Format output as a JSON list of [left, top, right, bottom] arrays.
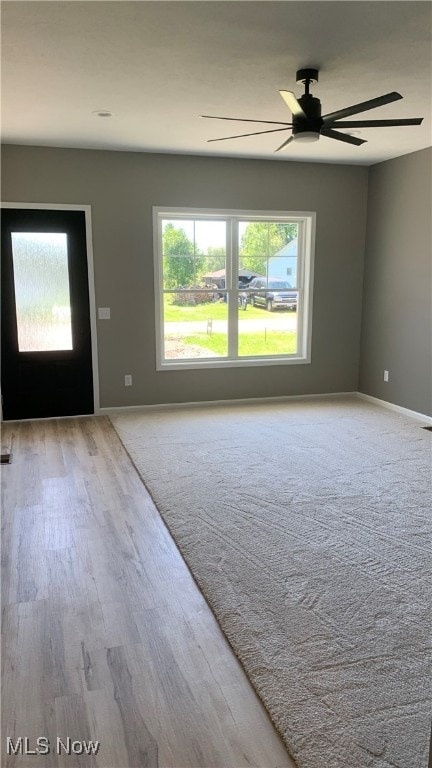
[[153, 207, 316, 370]]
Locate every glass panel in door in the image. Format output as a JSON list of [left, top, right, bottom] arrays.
[[11, 232, 73, 352]]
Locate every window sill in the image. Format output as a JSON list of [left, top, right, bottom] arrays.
[[157, 355, 311, 371]]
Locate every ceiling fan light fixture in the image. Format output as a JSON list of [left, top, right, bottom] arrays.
[[294, 131, 320, 143]]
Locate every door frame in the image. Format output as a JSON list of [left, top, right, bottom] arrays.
[[1, 202, 100, 416]]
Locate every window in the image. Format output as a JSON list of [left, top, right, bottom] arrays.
[[11, 232, 73, 352], [153, 208, 315, 369]]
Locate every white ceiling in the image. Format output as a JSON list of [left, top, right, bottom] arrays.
[[1, 1, 431, 166]]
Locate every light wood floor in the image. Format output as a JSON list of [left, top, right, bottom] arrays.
[[1, 416, 296, 768]]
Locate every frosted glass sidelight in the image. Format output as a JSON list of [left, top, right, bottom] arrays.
[[11, 232, 73, 351]]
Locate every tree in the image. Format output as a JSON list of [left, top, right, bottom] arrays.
[[203, 246, 226, 274], [240, 222, 297, 275], [162, 224, 204, 288]]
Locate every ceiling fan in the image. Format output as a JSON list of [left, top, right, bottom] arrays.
[[200, 69, 424, 151]]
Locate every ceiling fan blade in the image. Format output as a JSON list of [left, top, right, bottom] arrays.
[[331, 118, 424, 128], [200, 115, 292, 126], [321, 128, 367, 146], [274, 135, 295, 152], [322, 92, 402, 125], [279, 91, 306, 119], [207, 127, 291, 143]]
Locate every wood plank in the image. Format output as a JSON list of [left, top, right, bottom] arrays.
[[1, 416, 296, 767], [55, 695, 97, 768]]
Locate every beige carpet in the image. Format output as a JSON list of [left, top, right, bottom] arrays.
[[111, 397, 432, 768]]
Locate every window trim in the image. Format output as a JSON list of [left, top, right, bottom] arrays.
[[153, 207, 316, 371]]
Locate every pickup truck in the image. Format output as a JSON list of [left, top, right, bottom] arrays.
[[248, 277, 297, 312]]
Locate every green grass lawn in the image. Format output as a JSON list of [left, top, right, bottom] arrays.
[[164, 297, 298, 357], [183, 332, 297, 357], [164, 300, 228, 322], [163, 297, 295, 321]]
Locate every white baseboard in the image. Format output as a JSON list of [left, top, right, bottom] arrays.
[[356, 392, 432, 425], [4, 392, 430, 424], [100, 391, 356, 416]]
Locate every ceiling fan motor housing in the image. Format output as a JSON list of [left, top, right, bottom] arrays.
[[293, 94, 323, 136]]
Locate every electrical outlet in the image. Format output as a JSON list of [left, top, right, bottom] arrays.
[[98, 307, 111, 320], [383, 370, 389, 382], [124, 374, 132, 387]]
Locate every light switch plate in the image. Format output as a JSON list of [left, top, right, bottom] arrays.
[[98, 307, 111, 320]]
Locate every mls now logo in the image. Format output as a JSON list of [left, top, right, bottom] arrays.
[[6, 738, 50, 755], [6, 737, 100, 755]]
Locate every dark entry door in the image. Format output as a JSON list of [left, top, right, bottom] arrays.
[[1, 208, 94, 420]]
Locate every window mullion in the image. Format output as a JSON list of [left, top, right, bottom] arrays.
[[227, 218, 238, 358]]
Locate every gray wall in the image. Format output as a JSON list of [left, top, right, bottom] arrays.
[[1, 144, 368, 408], [359, 147, 432, 416]]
